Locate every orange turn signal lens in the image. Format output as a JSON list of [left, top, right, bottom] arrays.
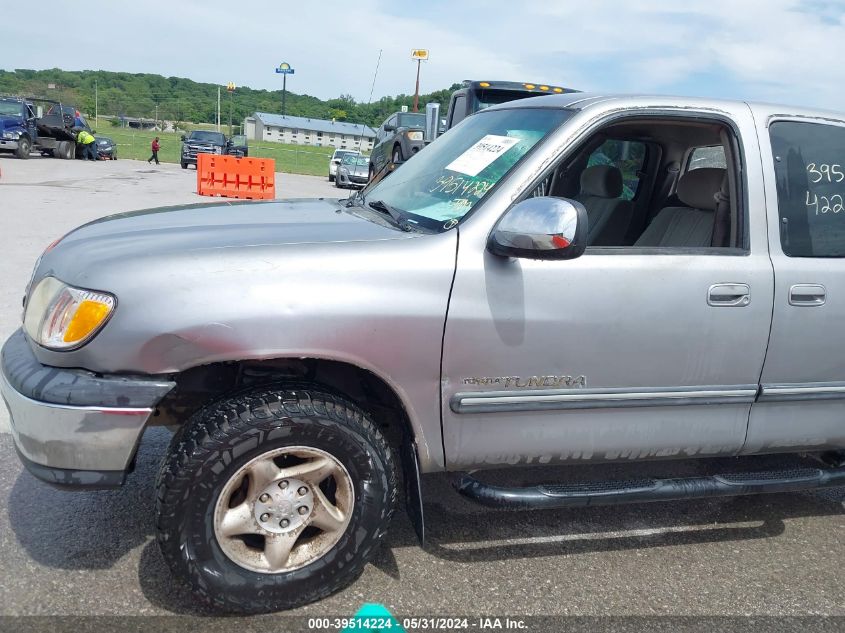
[[479, 82, 490, 87], [63, 300, 113, 343]]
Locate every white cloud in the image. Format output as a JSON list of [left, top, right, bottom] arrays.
[[1, 0, 844, 110]]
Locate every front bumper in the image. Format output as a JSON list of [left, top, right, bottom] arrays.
[[339, 172, 368, 186], [0, 139, 20, 150], [0, 329, 175, 488]]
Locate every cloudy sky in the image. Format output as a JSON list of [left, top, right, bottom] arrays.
[[4, 0, 845, 109]]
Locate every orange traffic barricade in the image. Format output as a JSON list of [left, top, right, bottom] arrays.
[[196, 154, 276, 200]]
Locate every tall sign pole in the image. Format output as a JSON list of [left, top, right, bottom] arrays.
[[275, 62, 295, 117], [410, 49, 429, 112], [227, 82, 236, 136]]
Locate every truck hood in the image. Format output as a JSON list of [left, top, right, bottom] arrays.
[[35, 198, 415, 284], [0, 115, 24, 130]]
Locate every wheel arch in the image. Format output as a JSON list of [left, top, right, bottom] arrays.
[[151, 354, 428, 544], [153, 355, 424, 458]]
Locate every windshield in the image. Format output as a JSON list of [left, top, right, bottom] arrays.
[[363, 107, 571, 229], [189, 131, 226, 143], [473, 89, 547, 112], [397, 113, 425, 128], [334, 150, 357, 160], [97, 137, 113, 144], [0, 101, 24, 117], [343, 155, 368, 166]]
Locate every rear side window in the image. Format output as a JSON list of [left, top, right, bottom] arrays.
[[770, 121, 845, 257], [586, 140, 646, 200], [688, 145, 726, 171]]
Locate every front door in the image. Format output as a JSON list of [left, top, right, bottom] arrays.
[[745, 112, 845, 453], [440, 109, 774, 470]]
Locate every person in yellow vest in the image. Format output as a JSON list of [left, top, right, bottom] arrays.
[[76, 130, 98, 161]]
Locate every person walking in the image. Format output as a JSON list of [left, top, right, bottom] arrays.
[[148, 137, 160, 165], [76, 129, 98, 161]]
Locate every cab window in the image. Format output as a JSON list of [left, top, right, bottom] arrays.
[[770, 120, 845, 257]]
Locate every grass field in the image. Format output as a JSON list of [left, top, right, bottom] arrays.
[[90, 119, 337, 177]]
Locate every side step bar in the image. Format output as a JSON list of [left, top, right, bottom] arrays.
[[454, 466, 845, 509]]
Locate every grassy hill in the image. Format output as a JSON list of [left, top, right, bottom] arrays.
[[0, 68, 459, 130]]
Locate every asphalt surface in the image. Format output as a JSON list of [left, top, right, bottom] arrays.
[[2, 156, 845, 626]]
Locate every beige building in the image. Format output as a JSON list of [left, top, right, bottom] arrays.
[[244, 112, 376, 151]]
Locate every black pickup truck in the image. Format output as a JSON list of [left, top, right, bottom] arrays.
[[180, 130, 249, 168]]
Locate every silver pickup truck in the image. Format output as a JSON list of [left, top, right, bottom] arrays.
[[3, 93, 845, 613]]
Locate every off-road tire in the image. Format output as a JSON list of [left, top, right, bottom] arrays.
[[392, 145, 403, 164], [329, 174, 335, 182], [155, 384, 397, 613], [181, 161, 188, 169], [15, 137, 31, 159]]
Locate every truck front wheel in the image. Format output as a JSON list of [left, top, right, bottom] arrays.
[[155, 385, 397, 613], [15, 137, 31, 159]]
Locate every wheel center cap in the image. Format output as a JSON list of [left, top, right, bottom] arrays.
[[253, 477, 314, 534]]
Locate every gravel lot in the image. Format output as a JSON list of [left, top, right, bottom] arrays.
[[1, 155, 845, 627]]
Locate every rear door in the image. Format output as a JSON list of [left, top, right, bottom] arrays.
[[746, 111, 845, 453]]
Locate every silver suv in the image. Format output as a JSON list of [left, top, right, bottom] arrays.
[[4, 93, 845, 613]]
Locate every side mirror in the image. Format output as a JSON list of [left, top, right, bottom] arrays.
[[180, 134, 186, 141], [383, 124, 396, 132], [488, 197, 588, 260]]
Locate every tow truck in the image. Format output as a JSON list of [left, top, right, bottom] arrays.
[[365, 80, 578, 188], [0, 96, 92, 160]]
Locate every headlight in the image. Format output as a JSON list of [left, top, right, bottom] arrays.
[[406, 131, 423, 141], [2, 130, 21, 140], [214, 146, 223, 154], [23, 277, 116, 350]]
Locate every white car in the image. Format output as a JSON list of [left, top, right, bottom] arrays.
[[328, 149, 361, 182]]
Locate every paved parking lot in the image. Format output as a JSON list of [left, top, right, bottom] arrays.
[[1, 156, 845, 623]]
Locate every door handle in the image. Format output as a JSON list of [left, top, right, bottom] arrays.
[[789, 284, 826, 306], [708, 283, 750, 307]]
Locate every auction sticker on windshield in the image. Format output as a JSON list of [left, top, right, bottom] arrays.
[[446, 134, 521, 177]]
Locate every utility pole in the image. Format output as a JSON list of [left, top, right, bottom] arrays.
[[155, 102, 159, 130], [217, 86, 221, 132], [410, 49, 429, 112], [94, 79, 98, 128]]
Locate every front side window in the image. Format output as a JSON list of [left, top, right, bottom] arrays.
[[770, 120, 845, 257], [363, 107, 572, 229], [586, 139, 647, 201]]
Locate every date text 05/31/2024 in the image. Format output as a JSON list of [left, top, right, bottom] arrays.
[[307, 616, 528, 630]]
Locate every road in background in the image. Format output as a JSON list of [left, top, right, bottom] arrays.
[[0, 156, 340, 432], [1, 156, 845, 620]]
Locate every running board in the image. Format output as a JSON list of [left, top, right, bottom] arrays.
[[453, 466, 845, 509]]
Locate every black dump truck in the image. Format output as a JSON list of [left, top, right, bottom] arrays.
[[365, 80, 579, 187], [0, 97, 93, 160], [441, 80, 579, 132]]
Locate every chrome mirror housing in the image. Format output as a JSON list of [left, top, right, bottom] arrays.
[[488, 197, 588, 260]]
